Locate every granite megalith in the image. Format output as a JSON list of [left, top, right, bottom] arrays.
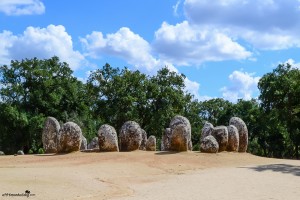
[[229, 117, 248, 152], [139, 129, 147, 151], [227, 125, 239, 152], [42, 117, 60, 153], [169, 115, 192, 151], [58, 122, 82, 153], [146, 135, 156, 151], [119, 121, 143, 151], [88, 137, 99, 150], [98, 124, 119, 152], [200, 135, 219, 153], [161, 128, 171, 151], [212, 126, 228, 152]]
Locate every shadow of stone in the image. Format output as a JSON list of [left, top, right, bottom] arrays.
[[155, 151, 182, 155], [242, 164, 300, 177]]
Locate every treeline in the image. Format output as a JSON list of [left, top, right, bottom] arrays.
[[0, 57, 299, 159]]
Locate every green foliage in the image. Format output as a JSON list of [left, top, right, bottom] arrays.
[[38, 148, 45, 154], [258, 63, 300, 158]]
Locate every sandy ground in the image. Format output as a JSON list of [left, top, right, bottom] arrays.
[[0, 151, 299, 200]]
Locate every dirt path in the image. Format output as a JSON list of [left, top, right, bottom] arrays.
[[0, 151, 299, 200]]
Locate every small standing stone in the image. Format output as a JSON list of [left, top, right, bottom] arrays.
[[17, 150, 24, 155], [139, 129, 147, 151], [80, 135, 87, 150], [88, 137, 99, 149], [146, 135, 156, 151]]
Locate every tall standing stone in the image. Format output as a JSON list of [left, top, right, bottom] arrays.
[[212, 126, 228, 152], [227, 125, 239, 152], [42, 117, 60, 153], [119, 121, 143, 151], [169, 115, 192, 151], [58, 122, 82, 153], [98, 124, 119, 152], [229, 117, 248, 152]]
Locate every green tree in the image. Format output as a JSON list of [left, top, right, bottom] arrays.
[[0, 57, 94, 153], [258, 63, 300, 158]]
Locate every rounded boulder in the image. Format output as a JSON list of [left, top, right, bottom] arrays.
[[98, 124, 119, 152], [200, 135, 219, 153]]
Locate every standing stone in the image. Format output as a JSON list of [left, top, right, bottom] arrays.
[[161, 128, 171, 151], [17, 150, 24, 155], [227, 125, 239, 152], [98, 124, 119, 152], [146, 135, 156, 151], [80, 135, 87, 150], [119, 121, 143, 151], [200, 135, 219, 153], [169, 115, 192, 151], [88, 137, 99, 149], [0, 151, 5, 156], [42, 117, 60, 153], [229, 117, 248, 152], [212, 126, 228, 152], [58, 122, 82, 153], [201, 122, 214, 141], [139, 129, 147, 151]]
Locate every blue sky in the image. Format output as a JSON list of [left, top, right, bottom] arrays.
[[1, 0, 300, 102]]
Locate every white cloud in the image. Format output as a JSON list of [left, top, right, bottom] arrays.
[[221, 70, 260, 102], [0, 25, 85, 70], [184, 0, 300, 50], [153, 21, 252, 65], [0, 0, 45, 16], [81, 27, 176, 73]]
